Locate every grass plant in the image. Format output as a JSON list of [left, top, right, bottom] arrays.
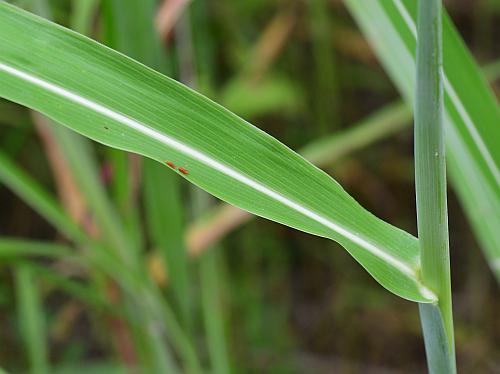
[[0, 0, 498, 372]]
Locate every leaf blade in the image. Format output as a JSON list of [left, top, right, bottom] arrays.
[[0, 3, 435, 302]]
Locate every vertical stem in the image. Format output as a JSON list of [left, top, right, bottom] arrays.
[[414, 0, 455, 372]]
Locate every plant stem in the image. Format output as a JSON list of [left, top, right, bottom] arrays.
[[414, 0, 455, 372]]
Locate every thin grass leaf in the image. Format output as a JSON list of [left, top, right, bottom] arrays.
[[220, 75, 303, 118], [0, 238, 118, 312], [48, 124, 137, 264], [143, 160, 192, 327], [70, 0, 99, 35], [199, 246, 231, 374], [308, 0, 339, 133], [52, 361, 126, 374], [0, 238, 72, 258], [0, 151, 86, 243], [53, 133, 185, 371], [0, 237, 183, 372], [83, 244, 199, 372], [30, 263, 112, 311], [0, 3, 436, 302], [101, 0, 169, 73], [301, 101, 411, 166], [15, 264, 49, 374]]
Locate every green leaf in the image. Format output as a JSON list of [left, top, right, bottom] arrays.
[[15, 264, 49, 374], [0, 150, 86, 244], [0, 3, 435, 302], [144, 159, 192, 325], [200, 246, 231, 374], [52, 361, 126, 374], [70, 0, 99, 35], [220, 75, 303, 118], [0, 238, 72, 258], [47, 124, 137, 263], [345, 0, 500, 283]]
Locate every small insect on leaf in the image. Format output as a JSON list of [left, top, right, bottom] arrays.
[[178, 167, 189, 175], [164, 161, 176, 169]]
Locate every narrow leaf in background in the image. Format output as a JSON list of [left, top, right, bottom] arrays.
[[15, 264, 49, 374]]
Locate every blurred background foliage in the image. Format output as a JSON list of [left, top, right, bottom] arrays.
[[0, 0, 499, 372]]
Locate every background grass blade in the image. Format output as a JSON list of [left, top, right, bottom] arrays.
[[0, 238, 72, 258], [15, 264, 49, 374], [308, 0, 339, 134], [199, 245, 231, 374], [0, 3, 436, 302], [0, 151, 86, 243], [70, 0, 99, 35], [143, 159, 192, 327], [47, 125, 136, 263]]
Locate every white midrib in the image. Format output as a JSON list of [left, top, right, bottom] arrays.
[[392, 0, 500, 188], [0, 61, 437, 301]]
